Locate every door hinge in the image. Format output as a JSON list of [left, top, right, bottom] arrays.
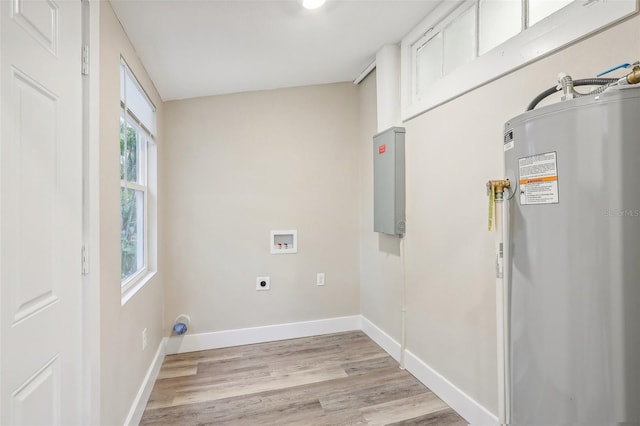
[[82, 45, 89, 76], [82, 245, 89, 275]]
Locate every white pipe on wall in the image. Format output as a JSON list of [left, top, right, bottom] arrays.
[[496, 191, 511, 425], [400, 236, 406, 369], [502, 189, 511, 425], [495, 198, 506, 424], [375, 44, 401, 132]]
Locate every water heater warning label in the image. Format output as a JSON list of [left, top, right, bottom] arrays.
[[518, 152, 559, 205]]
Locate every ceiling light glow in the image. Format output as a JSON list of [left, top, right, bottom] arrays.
[[303, 0, 326, 10]]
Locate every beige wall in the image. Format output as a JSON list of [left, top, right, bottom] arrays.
[[99, 3, 165, 424], [163, 83, 360, 334], [359, 14, 640, 416]]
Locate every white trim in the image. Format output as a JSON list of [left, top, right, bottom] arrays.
[[353, 60, 376, 85], [82, 1, 101, 424], [124, 339, 166, 426], [121, 180, 146, 192], [121, 264, 149, 296], [121, 270, 156, 306], [404, 350, 498, 426], [165, 315, 361, 355], [360, 316, 402, 362], [361, 316, 497, 426]]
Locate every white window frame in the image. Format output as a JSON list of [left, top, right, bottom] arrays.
[[401, 0, 638, 120], [120, 58, 156, 301], [120, 119, 149, 287]]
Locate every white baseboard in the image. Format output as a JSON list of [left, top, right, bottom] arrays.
[[125, 339, 166, 426], [165, 315, 362, 355], [404, 350, 498, 426], [360, 316, 402, 362], [361, 316, 498, 426]]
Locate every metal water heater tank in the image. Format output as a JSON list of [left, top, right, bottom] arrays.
[[504, 86, 640, 425]]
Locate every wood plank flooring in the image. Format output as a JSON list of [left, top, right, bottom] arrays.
[[141, 331, 468, 425]]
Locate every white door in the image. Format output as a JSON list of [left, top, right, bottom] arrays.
[[0, 0, 83, 424]]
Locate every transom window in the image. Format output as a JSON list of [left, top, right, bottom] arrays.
[[401, 0, 637, 119]]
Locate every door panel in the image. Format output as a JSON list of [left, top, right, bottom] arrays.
[[13, 69, 58, 324], [1, 0, 83, 424], [11, 356, 60, 426], [11, 0, 58, 54]]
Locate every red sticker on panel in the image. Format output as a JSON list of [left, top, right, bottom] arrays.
[[379, 144, 386, 154]]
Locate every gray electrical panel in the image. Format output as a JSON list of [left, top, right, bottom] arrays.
[[373, 127, 405, 236]]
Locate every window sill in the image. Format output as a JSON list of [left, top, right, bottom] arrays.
[[121, 270, 157, 306]]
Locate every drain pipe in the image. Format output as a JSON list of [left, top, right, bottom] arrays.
[[488, 180, 511, 425], [400, 235, 407, 369], [173, 314, 191, 335], [502, 187, 512, 425]]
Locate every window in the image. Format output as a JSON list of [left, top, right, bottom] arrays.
[[120, 58, 156, 296], [528, 0, 572, 26], [401, 0, 638, 119], [478, 0, 521, 56]]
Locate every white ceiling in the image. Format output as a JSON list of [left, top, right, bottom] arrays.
[[110, 0, 441, 101]]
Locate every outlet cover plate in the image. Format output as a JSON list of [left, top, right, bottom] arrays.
[[256, 276, 270, 291]]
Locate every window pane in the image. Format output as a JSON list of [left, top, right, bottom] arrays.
[[528, 0, 573, 26], [479, 0, 522, 55], [121, 60, 156, 134], [120, 115, 126, 180], [125, 122, 139, 183], [121, 187, 145, 281], [443, 6, 476, 75], [125, 71, 156, 134], [416, 33, 443, 95]]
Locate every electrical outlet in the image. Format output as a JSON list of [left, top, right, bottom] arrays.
[[256, 276, 270, 291], [142, 328, 148, 350], [317, 272, 325, 286]]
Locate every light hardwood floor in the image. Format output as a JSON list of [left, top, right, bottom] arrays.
[[141, 331, 468, 425]]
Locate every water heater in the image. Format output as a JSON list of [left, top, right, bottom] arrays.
[[504, 86, 640, 425]]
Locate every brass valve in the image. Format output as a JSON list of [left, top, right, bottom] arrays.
[[486, 179, 511, 232], [626, 66, 640, 85], [487, 179, 511, 196]]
